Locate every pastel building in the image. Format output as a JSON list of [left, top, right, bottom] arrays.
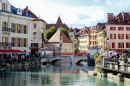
[[106, 12, 130, 52], [47, 29, 74, 53], [89, 26, 97, 48], [78, 27, 90, 52], [0, 0, 33, 55], [96, 23, 106, 53], [23, 6, 47, 54]]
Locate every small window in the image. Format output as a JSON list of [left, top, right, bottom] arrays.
[[33, 23, 37, 29], [24, 38, 26, 47], [33, 32, 37, 39], [18, 24, 21, 33], [24, 25, 26, 34], [13, 23, 15, 32]]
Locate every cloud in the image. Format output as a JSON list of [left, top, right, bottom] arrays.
[[9, 0, 130, 28]]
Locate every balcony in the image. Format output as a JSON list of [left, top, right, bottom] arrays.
[[0, 42, 13, 47], [2, 27, 11, 33]]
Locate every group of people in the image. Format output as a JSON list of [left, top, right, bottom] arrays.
[[109, 52, 129, 62]]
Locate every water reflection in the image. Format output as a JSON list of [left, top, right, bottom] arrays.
[[0, 64, 128, 86]]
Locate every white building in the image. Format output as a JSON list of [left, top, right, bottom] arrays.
[[0, 0, 34, 55]]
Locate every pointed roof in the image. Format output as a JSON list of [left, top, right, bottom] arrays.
[[48, 29, 72, 43], [56, 16, 62, 24], [69, 28, 74, 32]]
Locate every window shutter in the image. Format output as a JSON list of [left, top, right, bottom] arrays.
[[114, 34, 116, 39], [118, 43, 120, 48], [26, 38, 28, 47], [122, 34, 124, 39], [6, 4, 7, 11], [15, 24, 17, 33], [126, 27, 128, 31], [112, 43, 115, 48], [1, 3, 4, 10], [126, 34, 128, 39], [7, 22, 8, 31], [26, 25, 28, 34], [7, 37, 8, 45], [118, 27, 120, 30], [110, 34, 112, 39], [15, 37, 17, 47], [123, 43, 124, 48], [114, 27, 116, 30], [122, 27, 124, 31], [126, 43, 128, 48], [118, 34, 120, 39], [11, 23, 13, 32], [17, 24, 19, 33], [110, 27, 112, 30], [23, 38, 24, 47]]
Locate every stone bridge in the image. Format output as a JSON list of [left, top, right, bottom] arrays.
[[42, 56, 88, 65]]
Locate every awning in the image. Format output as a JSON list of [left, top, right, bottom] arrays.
[[31, 48, 39, 51], [0, 49, 25, 54]]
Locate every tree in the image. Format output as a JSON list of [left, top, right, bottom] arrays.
[[46, 26, 70, 40], [46, 26, 57, 40], [59, 27, 70, 40]]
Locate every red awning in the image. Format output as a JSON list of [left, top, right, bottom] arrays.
[[31, 48, 39, 51], [0, 49, 25, 54]]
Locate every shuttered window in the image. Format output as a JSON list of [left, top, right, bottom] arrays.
[[118, 42, 124, 48], [126, 42, 130, 48]]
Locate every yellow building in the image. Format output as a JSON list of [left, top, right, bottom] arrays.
[[96, 23, 106, 53], [0, 0, 33, 55]]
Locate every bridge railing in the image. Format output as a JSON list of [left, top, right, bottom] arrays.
[[46, 52, 89, 57]]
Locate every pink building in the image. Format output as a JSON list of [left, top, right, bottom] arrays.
[[106, 12, 130, 52]]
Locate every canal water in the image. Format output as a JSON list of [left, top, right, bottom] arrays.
[[0, 62, 129, 86]]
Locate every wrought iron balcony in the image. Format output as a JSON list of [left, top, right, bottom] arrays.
[[0, 42, 13, 47], [2, 27, 11, 32]]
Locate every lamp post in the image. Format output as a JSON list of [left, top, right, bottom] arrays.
[[107, 37, 110, 68], [96, 41, 98, 54], [107, 37, 109, 58]]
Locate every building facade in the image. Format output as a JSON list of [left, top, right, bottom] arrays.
[[31, 19, 46, 54], [96, 23, 106, 53], [78, 27, 90, 53], [89, 26, 97, 48], [0, 0, 33, 55], [106, 12, 130, 52], [47, 29, 74, 53]]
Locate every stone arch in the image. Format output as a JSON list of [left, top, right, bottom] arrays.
[[50, 58, 71, 65]]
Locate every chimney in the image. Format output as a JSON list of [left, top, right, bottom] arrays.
[[107, 13, 113, 23], [122, 11, 124, 21], [25, 6, 28, 15]]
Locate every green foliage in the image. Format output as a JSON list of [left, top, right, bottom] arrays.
[[74, 42, 77, 47], [46, 26, 57, 40], [75, 48, 78, 53], [59, 27, 70, 40], [46, 27, 70, 40]]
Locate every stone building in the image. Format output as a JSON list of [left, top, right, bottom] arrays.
[[47, 29, 74, 53]]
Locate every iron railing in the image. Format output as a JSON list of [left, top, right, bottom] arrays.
[[2, 27, 11, 32], [0, 42, 13, 47]]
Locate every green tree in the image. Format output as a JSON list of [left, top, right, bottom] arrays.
[[59, 27, 70, 40], [46, 26, 70, 40], [75, 48, 78, 53], [46, 26, 57, 40]]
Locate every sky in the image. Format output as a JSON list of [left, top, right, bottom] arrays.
[[9, 0, 130, 28]]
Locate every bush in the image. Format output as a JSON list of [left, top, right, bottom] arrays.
[[94, 54, 98, 60]]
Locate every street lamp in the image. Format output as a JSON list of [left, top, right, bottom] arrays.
[[107, 37, 110, 68], [107, 37, 109, 58], [96, 41, 98, 54]]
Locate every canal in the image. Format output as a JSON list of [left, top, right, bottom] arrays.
[[0, 61, 129, 86]]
